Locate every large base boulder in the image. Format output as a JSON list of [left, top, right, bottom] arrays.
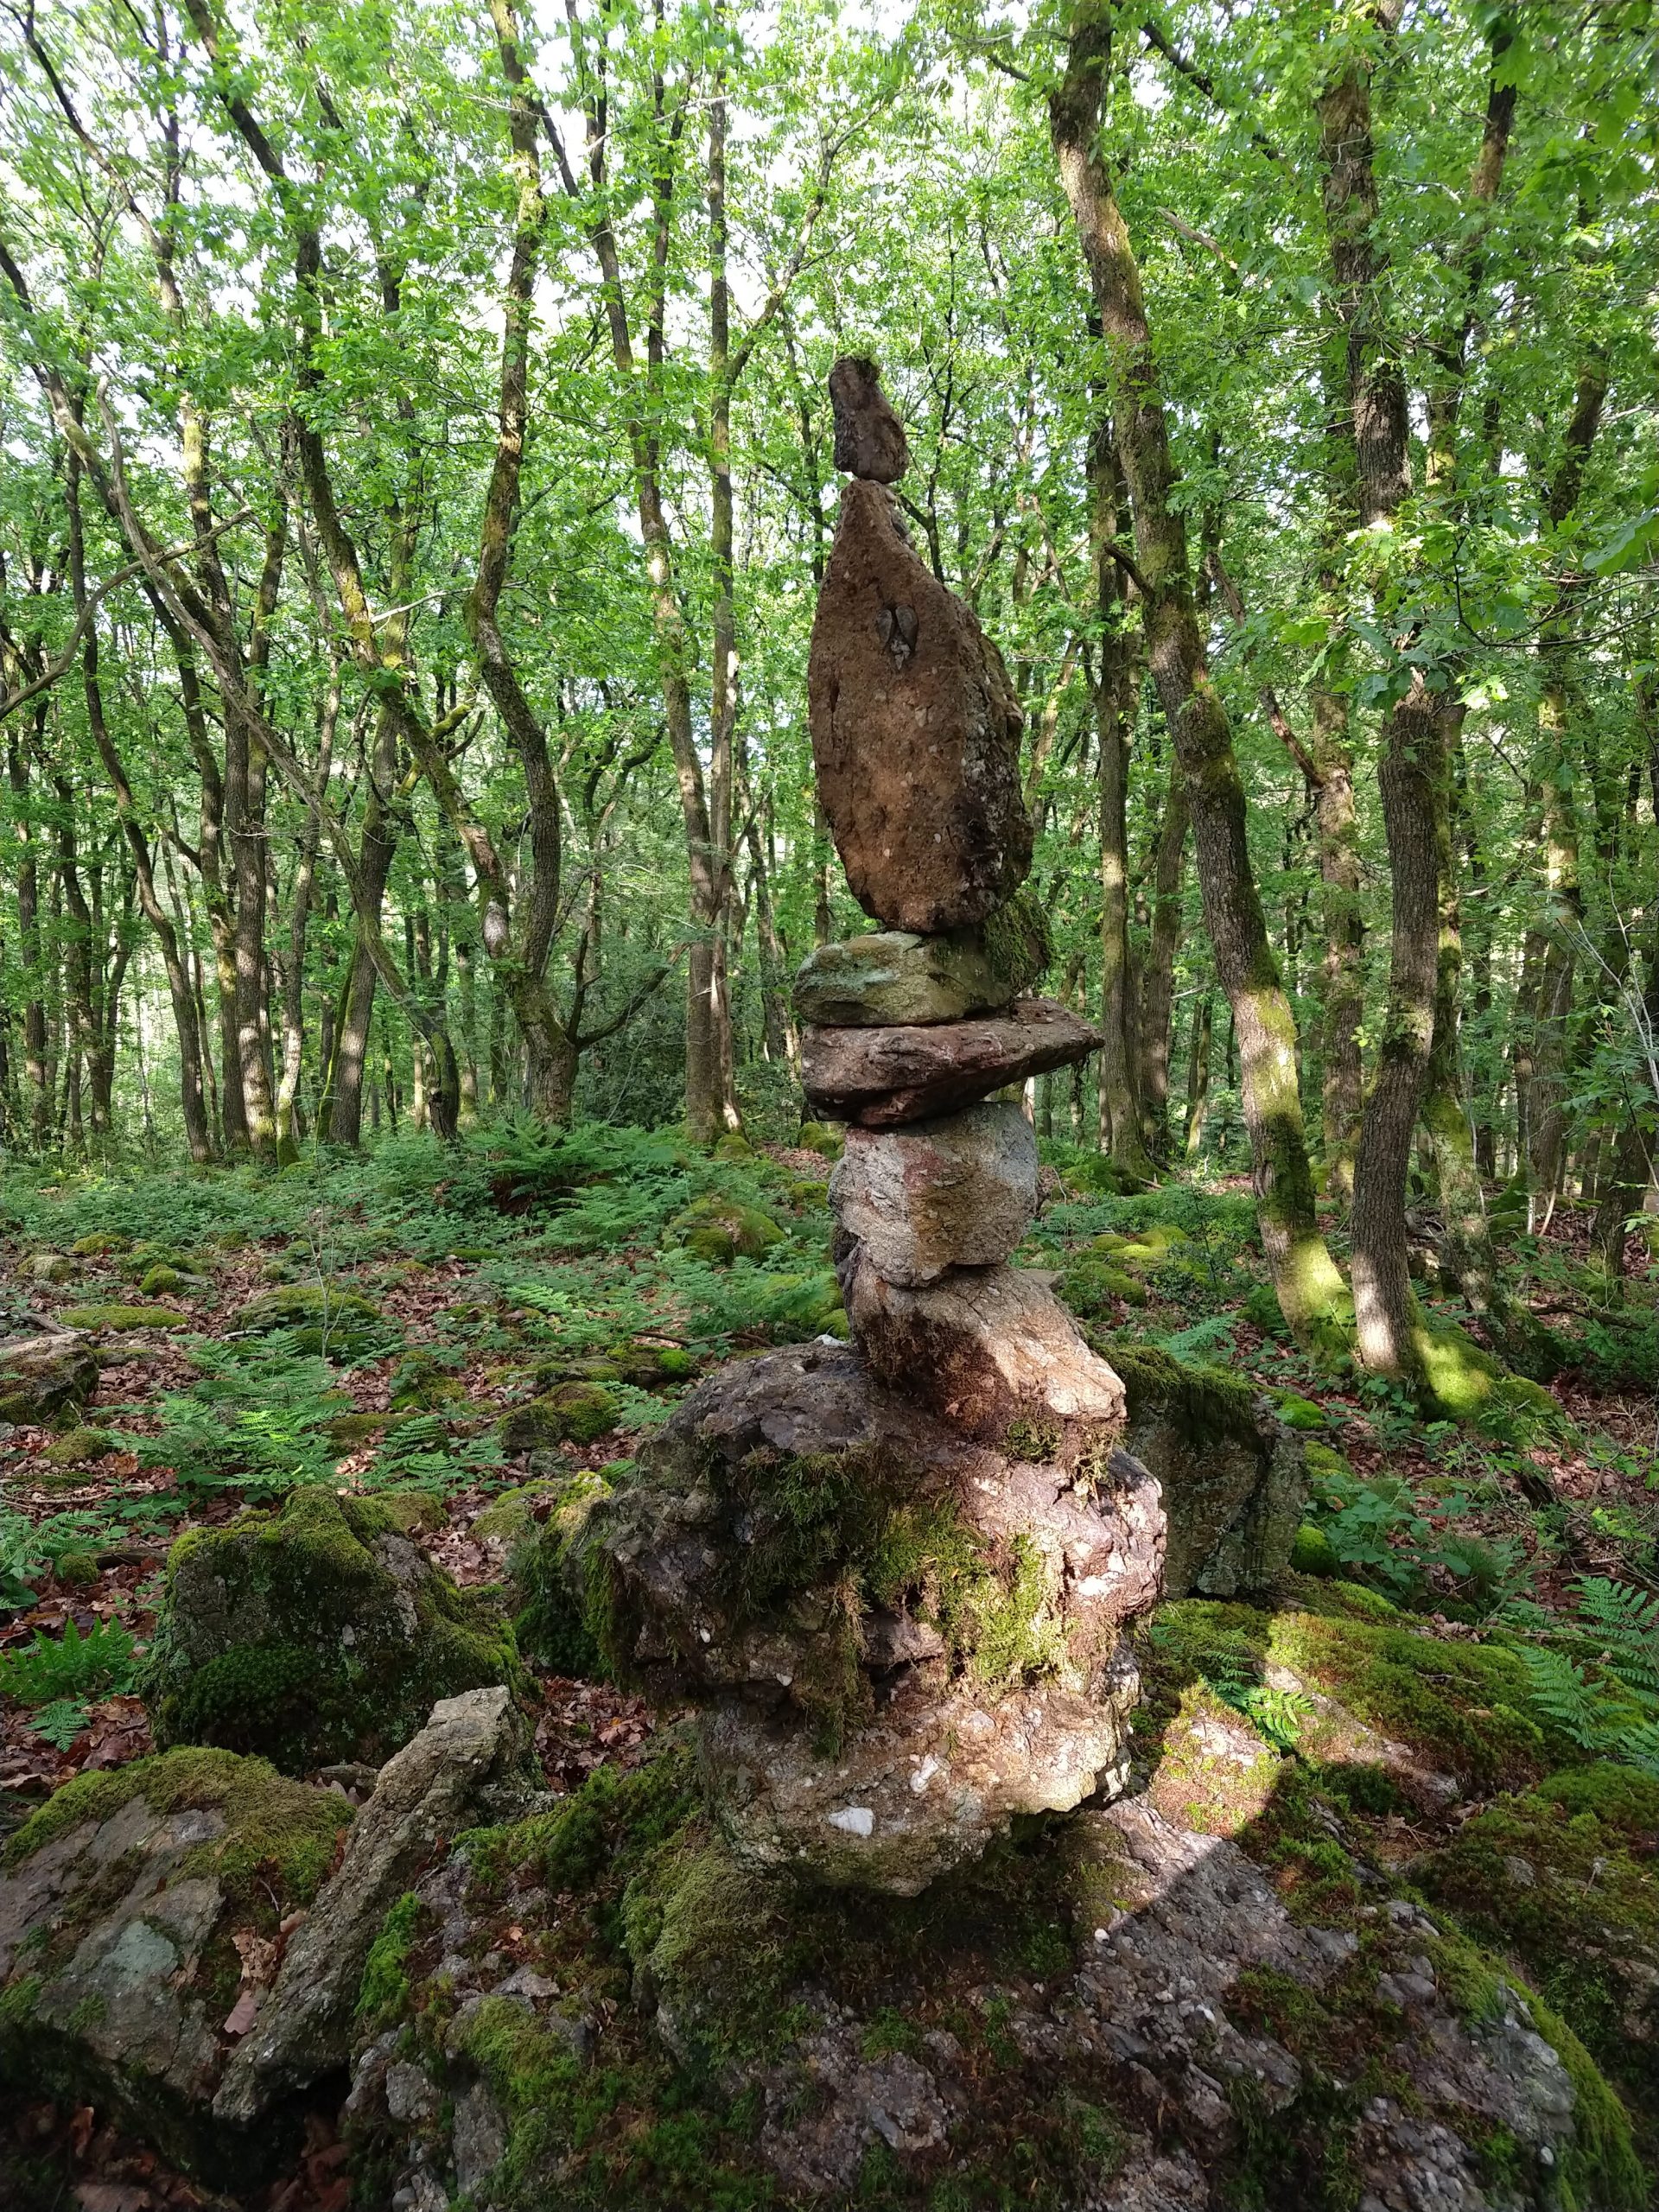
[[143, 1488, 528, 1774], [335, 1727, 1643, 2212], [570, 1340, 1162, 1891], [0, 1315, 98, 1425], [0, 1748, 352, 2183]]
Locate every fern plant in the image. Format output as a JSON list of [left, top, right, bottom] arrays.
[[139, 1339, 348, 1494], [0, 1617, 138, 1704], [1512, 1576, 1659, 1777]]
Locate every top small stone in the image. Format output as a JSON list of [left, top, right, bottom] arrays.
[[830, 355, 910, 484]]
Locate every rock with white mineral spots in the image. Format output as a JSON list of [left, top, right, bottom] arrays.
[[803, 996, 1100, 1128], [828, 1101, 1037, 1287], [808, 480, 1030, 933]]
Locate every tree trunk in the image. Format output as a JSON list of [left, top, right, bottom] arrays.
[[1090, 420, 1154, 1178], [1136, 765, 1187, 1160], [6, 730, 50, 1147], [1350, 680, 1443, 1377], [1050, 11, 1349, 1350], [1184, 990, 1213, 1159]]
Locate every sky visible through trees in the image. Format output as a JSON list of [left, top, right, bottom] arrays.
[[1, 0, 1656, 1378]]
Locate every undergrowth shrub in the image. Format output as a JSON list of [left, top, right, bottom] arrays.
[[138, 1340, 349, 1494]]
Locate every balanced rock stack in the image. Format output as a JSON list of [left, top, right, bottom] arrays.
[[578, 364, 1263, 1897]]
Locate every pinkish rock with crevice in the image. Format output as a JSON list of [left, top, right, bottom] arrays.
[[808, 480, 1030, 934]]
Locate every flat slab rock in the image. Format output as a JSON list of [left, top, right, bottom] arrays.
[[828, 1101, 1037, 1286], [803, 996, 1101, 1127], [808, 480, 1031, 934], [580, 1339, 1162, 1892]]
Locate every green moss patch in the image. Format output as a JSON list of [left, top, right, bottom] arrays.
[[5, 1745, 350, 1910], [499, 1381, 620, 1452], [1418, 1764, 1659, 2152], [235, 1282, 385, 1356], [1141, 1595, 1559, 1791], [59, 1303, 189, 1333], [663, 1195, 785, 1265]]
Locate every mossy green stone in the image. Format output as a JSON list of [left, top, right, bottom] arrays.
[[138, 1265, 192, 1299], [70, 1233, 130, 1257], [1418, 1763, 1659, 2155], [143, 1487, 526, 1773], [796, 1121, 845, 1159], [1273, 1392, 1329, 1432], [664, 1195, 785, 1264], [41, 1426, 115, 1467], [499, 1381, 620, 1452], [791, 892, 1050, 1028], [60, 1303, 188, 1333], [1291, 1523, 1339, 1576], [236, 1282, 384, 1356]]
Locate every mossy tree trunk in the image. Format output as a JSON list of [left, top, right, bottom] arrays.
[[1350, 677, 1442, 1378], [1137, 760, 1188, 1161], [1051, 4, 1349, 1351], [1090, 417, 1154, 1180]]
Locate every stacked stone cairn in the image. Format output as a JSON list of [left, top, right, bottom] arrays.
[[579, 361, 1279, 1897]]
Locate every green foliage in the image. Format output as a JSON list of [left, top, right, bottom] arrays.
[[0, 1617, 138, 1705], [1506, 1579, 1659, 1777], [138, 1338, 350, 1494]]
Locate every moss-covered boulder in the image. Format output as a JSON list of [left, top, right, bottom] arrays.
[[0, 1748, 352, 2183], [23, 1250, 76, 1284], [1418, 1764, 1659, 2152], [664, 1194, 785, 1265], [139, 1263, 194, 1299], [566, 1339, 1159, 1891], [143, 1488, 529, 1774], [0, 1319, 99, 1425], [500, 1468, 616, 1675], [1108, 1339, 1306, 1596], [233, 1281, 385, 1356], [60, 1301, 190, 1333], [499, 1380, 620, 1452], [41, 1424, 116, 1467], [70, 1231, 131, 1257]]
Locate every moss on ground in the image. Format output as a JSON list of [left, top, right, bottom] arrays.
[[59, 1303, 188, 1332], [1417, 1764, 1659, 2157]]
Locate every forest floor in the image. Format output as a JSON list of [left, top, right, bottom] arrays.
[[2, 1122, 1657, 2209]]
